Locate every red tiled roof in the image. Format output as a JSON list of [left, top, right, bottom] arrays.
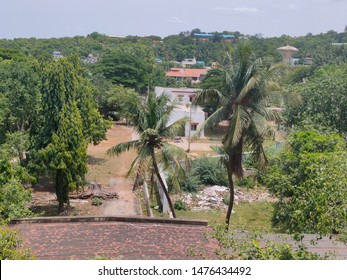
[[10, 216, 220, 260], [166, 68, 209, 78]]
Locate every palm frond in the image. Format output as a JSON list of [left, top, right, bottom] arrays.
[[157, 143, 190, 193], [236, 74, 261, 103], [243, 120, 269, 169], [224, 105, 251, 149], [191, 106, 229, 141], [161, 116, 190, 138], [193, 89, 223, 107], [125, 145, 152, 179], [106, 140, 141, 156]]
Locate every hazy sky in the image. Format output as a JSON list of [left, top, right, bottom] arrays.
[[1, 0, 346, 39]]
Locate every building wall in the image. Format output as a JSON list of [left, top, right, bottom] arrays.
[[155, 87, 205, 137]]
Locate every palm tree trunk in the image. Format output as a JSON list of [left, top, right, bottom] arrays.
[[142, 182, 153, 217], [152, 157, 176, 218], [225, 165, 235, 231]]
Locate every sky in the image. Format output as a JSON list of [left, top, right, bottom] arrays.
[[1, 0, 347, 39]]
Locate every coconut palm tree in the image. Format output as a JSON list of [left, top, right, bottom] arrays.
[[195, 42, 284, 228], [107, 92, 189, 218]]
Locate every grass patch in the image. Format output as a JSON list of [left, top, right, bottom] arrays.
[[230, 202, 275, 231], [176, 202, 276, 232]]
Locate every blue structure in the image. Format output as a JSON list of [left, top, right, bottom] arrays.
[[193, 33, 235, 40]]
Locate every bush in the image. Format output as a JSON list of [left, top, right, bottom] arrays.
[[235, 177, 254, 189], [222, 194, 230, 205], [192, 157, 228, 186], [211, 224, 326, 260], [0, 179, 33, 220], [91, 197, 103, 206], [168, 157, 228, 193], [167, 172, 200, 193], [0, 227, 34, 260], [174, 199, 187, 211]]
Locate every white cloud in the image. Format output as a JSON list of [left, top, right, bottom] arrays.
[[168, 16, 185, 24], [214, 6, 260, 15]]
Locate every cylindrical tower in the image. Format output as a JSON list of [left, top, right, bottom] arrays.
[[277, 45, 299, 64]]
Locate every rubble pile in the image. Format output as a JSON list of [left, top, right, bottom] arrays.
[[176, 185, 276, 211]]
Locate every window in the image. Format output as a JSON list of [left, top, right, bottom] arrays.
[[191, 123, 198, 131]]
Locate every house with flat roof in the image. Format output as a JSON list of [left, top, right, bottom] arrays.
[[180, 58, 197, 67], [165, 68, 209, 83], [155, 87, 205, 137]]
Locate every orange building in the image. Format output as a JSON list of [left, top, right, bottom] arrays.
[[165, 68, 209, 83]]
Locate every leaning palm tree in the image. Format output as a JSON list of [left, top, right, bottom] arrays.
[[107, 92, 189, 218], [195, 42, 285, 229]]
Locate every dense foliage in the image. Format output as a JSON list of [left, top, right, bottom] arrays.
[[0, 159, 33, 220], [286, 64, 347, 133], [263, 130, 347, 235], [1, 28, 347, 254], [168, 157, 228, 193], [93, 43, 155, 92], [28, 57, 108, 211], [212, 224, 326, 260], [0, 227, 34, 260]]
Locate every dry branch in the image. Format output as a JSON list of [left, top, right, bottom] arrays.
[[69, 183, 119, 200]]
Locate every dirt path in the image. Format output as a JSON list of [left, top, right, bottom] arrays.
[[86, 125, 140, 216]]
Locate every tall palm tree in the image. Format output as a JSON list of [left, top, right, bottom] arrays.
[[195, 43, 284, 228], [107, 92, 189, 218]]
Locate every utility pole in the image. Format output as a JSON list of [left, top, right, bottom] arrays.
[[186, 102, 192, 152]]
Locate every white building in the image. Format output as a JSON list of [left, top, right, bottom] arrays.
[[52, 51, 63, 59], [180, 58, 196, 68], [155, 87, 205, 137]]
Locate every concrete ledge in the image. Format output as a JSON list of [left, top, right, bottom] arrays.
[[10, 215, 208, 226]]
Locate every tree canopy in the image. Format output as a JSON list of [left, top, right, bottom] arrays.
[[286, 64, 347, 132], [263, 130, 347, 235], [93, 43, 155, 91], [29, 57, 97, 211]]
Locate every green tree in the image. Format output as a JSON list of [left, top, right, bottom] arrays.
[[195, 43, 283, 228], [0, 60, 41, 163], [263, 130, 347, 234], [94, 43, 155, 91], [0, 159, 33, 220], [93, 83, 140, 120], [286, 64, 347, 133], [102, 85, 140, 123], [107, 92, 189, 217], [29, 58, 88, 212], [75, 71, 111, 145]]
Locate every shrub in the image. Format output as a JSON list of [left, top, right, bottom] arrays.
[[222, 194, 230, 205], [235, 177, 254, 189], [211, 224, 326, 260], [0, 227, 34, 260], [174, 199, 187, 211], [192, 157, 228, 186], [0, 179, 33, 220], [168, 157, 228, 193], [167, 172, 200, 193], [91, 197, 103, 206]]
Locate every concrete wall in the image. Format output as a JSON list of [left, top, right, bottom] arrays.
[[155, 87, 205, 137]]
